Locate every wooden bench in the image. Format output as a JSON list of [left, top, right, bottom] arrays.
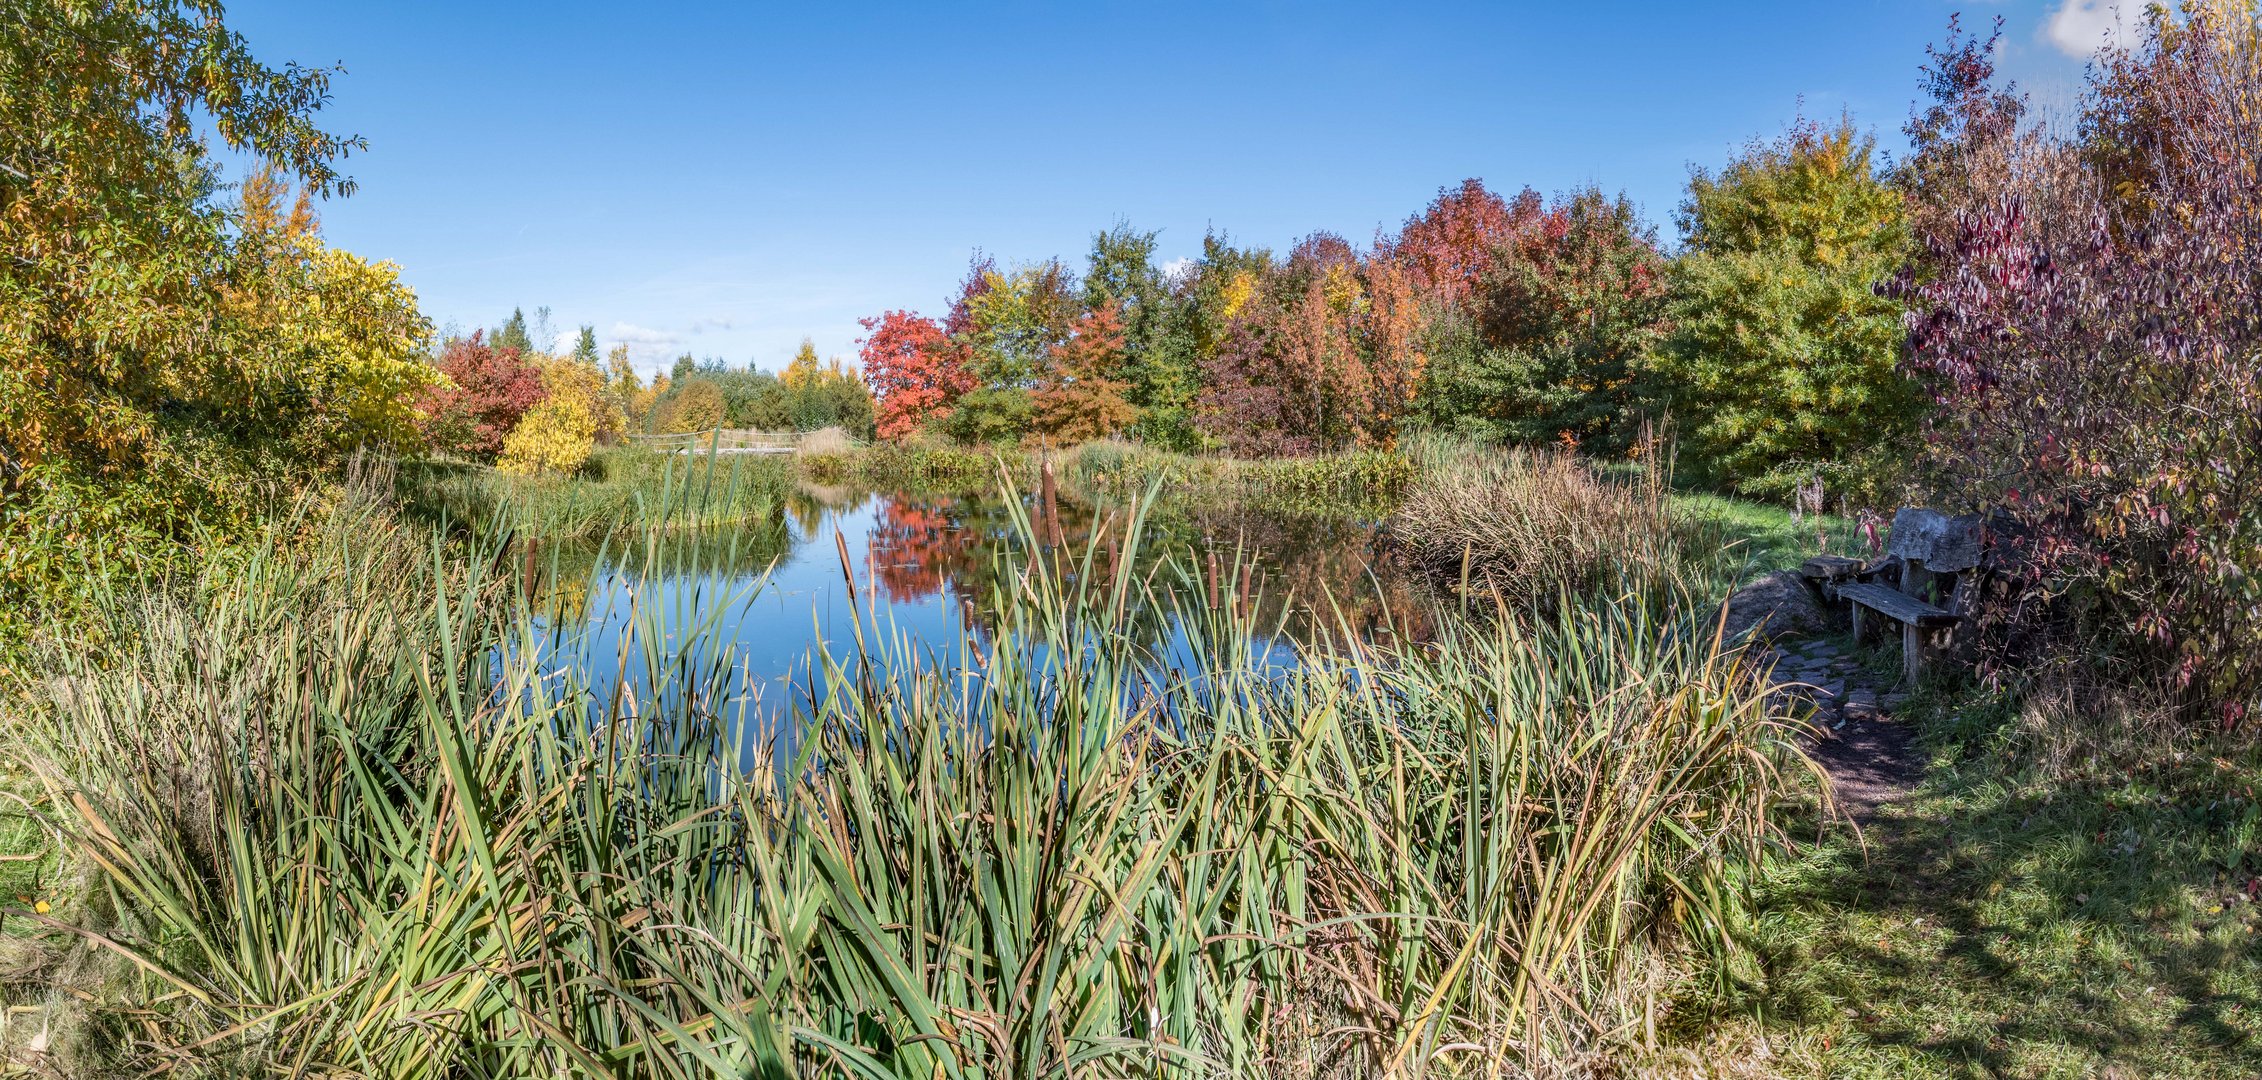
[[1839, 582, 1960, 684], [1798, 555, 1865, 600]]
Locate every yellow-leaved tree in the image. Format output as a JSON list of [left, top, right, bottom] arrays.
[[499, 358, 622, 476]]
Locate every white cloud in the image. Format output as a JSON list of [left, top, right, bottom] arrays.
[[687, 316, 737, 334], [1160, 257, 1195, 284], [2045, 0, 2131, 58], [608, 321, 680, 348]]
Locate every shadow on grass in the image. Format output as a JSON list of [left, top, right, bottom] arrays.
[[1720, 700, 2262, 1077]]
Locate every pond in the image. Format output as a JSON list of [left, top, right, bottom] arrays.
[[519, 478, 1435, 763]]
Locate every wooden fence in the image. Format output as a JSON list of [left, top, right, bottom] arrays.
[[626, 428, 865, 455]]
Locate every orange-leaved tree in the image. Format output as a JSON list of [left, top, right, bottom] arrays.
[[1033, 302, 1134, 443], [858, 311, 973, 440]]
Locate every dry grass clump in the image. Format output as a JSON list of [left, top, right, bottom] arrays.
[[1391, 437, 1689, 609], [793, 425, 856, 455]]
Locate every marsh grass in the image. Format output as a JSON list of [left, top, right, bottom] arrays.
[[399, 444, 796, 541], [1068, 440, 1414, 518], [12, 458, 1818, 1077], [1389, 437, 1693, 612]]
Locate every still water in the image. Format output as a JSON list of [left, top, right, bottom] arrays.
[[524, 481, 1432, 759]]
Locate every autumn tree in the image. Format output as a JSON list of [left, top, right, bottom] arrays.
[[2, 1, 367, 496], [416, 334, 548, 458], [1651, 117, 1919, 495], [1415, 189, 1667, 450], [500, 357, 613, 476], [652, 377, 726, 434], [943, 257, 1080, 443], [858, 311, 971, 440], [783, 339, 823, 391], [1196, 234, 1414, 455], [1033, 303, 1135, 443], [1383, 178, 1545, 306]]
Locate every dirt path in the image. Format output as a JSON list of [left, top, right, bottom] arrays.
[[1767, 637, 1925, 820]]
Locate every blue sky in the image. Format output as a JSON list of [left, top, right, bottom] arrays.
[[227, 1, 2130, 376]]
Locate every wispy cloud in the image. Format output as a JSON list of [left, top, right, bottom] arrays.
[[608, 321, 680, 347], [603, 321, 685, 371], [2045, 0, 2131, 58], [687, 316, 737, 334]]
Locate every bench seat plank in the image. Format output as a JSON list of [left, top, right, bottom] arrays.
[[1838, 583, 1960, 628]]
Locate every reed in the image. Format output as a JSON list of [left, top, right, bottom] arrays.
[[1069, 440, 1414, 518], [398, 444, 796, 541], [15, 470, 1813, 1077], [1388, 435, 1695, 612]]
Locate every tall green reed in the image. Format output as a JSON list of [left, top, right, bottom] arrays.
[[17, 460, 1814, 1077]]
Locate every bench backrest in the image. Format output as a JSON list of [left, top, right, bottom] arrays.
[[1887, 508, 1983, 572]]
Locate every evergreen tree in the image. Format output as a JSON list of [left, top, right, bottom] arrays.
[[572, 325, 599, 364], [492, 307, 533, 354]]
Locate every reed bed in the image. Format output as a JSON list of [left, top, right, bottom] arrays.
[[399, 444, 796, 541], [13, 469, 1813, 1077], [1389, 437, 1694, 612], [1070, 441, 1415, 518]]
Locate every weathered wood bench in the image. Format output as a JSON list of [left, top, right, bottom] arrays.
[[1839, 582, 1960, 684], [1798, 555, 1865, 600]]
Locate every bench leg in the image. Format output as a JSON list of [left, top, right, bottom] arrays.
[[1902, 622, 1923, 685], [1851, 604, 1867, 644]]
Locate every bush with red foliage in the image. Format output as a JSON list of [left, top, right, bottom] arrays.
[[1891, 11, 2262, 724], [858, 311, 974, 441], [414, 333, 547, 460]]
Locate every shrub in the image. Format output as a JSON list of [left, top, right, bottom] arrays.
[[649, 376, 725, 434], [497, 364, 603, 476], [415, 334, 548, 459], [1890, 8, 2262, 723]]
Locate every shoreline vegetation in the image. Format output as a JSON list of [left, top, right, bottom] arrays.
[[8, 459, 1817, 1075], [8, 2, 2262, 1076]]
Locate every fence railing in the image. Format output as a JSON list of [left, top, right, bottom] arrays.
[[627, 428, 801, 453], [625, 427, 865, 454]]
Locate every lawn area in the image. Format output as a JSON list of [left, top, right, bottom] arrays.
[[1680, 688, 2262, 1077], [1671, 488, 1866, 577]]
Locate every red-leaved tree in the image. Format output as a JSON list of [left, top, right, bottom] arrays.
[[858, 311, 973, 441], [415, 333, 547, 459], [1382, 178, 1545, 306]]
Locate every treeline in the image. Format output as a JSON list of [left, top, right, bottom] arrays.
[[848, 7, 2262, 723], [859, 120, 1915, 500], [415, 314, 875, 477], [638, 345, 874, 438]]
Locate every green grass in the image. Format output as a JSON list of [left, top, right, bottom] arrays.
[[1671, 687, 2262, 1078], [1667, 488, 1866, 577]]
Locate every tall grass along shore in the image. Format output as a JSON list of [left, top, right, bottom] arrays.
[[7, 465, 1817, 1076]]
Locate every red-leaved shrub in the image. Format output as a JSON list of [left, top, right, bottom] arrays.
[[1891, 12, 2262, 725]]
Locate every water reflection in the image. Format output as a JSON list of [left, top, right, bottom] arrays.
[[526, 481, 1431, 758]]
